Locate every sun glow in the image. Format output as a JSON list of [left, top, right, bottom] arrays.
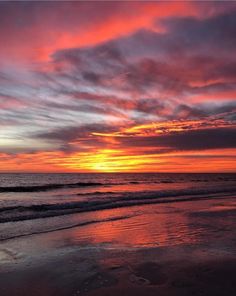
[[57, 149, 158, 173], [0, 2, 235, 173]]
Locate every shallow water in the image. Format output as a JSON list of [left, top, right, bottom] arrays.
[[0, 173, 236, 240], [1, 197, 235, 265]]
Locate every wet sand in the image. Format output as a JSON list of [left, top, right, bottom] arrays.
[[0, 197, 235, 296]]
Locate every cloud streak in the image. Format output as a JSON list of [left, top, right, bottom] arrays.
[[0, 2, 235, 172]]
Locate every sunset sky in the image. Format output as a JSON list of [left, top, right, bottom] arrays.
[[0, 1, 235, 172]]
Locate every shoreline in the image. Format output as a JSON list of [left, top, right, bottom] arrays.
[[0, 197, 235, 295]]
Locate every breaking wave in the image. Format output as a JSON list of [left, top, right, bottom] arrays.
[[1, 186, 235, 223], [0, 182, 106, 192]]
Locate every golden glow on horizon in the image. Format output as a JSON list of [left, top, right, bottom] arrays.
[[0, 3, 235, 173], [0, 148, 235, 173], [0, 118, 235, 173]]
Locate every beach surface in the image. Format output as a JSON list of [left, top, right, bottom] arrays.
[[0, 196, 235, 296]]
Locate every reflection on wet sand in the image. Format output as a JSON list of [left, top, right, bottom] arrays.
[[41, 197, 235, 250], [0, 197, 236, 296]]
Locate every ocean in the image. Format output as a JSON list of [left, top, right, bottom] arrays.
[[1, 173, 236, 242]]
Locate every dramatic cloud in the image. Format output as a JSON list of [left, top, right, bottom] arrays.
[[0, 1, 235, 172]]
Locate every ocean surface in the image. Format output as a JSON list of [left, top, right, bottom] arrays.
[[0, 173, 236, 242]]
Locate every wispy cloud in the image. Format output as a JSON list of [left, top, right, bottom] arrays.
[[0, 2, 235, 171]]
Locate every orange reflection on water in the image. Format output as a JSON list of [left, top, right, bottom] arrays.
[[68, 202, 203, 248]]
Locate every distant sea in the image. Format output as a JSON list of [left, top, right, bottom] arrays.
[[0, 173, 236, 241]]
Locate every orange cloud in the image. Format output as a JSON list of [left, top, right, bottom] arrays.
[[0, 2, 235, 173], [0, 1, 205, 62], [0, 147, 235, 173]]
